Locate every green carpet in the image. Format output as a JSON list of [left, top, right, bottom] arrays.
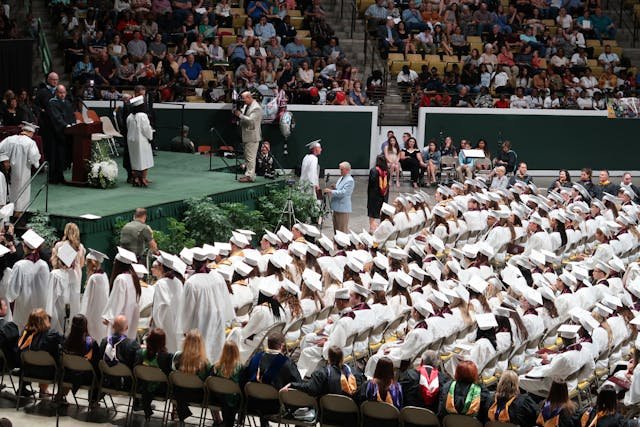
[[29, 152, 272, 218]]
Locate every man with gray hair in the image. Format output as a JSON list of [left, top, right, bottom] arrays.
[[398, 350, 446, 411], [324, 161, 354, 233], [235, 90, 263, 183]]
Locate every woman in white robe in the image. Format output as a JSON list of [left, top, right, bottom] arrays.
[[51, 223, 86, 320], [6, 233, 50, 331], [101, 254, 141, 340], [126, 102, 154, 186], [151, 255, 184, 353], [80, 250, 109, 340], [47, 268, 74, 333]]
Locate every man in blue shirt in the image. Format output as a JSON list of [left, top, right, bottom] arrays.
[[247, 0, 272, 21], [255, 15, 276, 43], [179, 53, 203, 87], [592, 7, 616, 40], [402, 1, 428, 31], [284, 36, 308, 68], [456, 139, 474, 181]]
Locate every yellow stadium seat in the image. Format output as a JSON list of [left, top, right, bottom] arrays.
[[586, 39, 601, 47], [406, 54, 423, 62], [288, 9, 302, 16], [390, 60, 409, 75], [222, 35, 237, 48], [232, 15, 246, 29], [217, 27, 235, 35], [467, 35, 482, 44], [410, 61, 428, 72], [291, 16, 304, 29], [611, 46, 623, 56], [297, 30, 310, 37], [425, 54, 440, 64], [301, 37, 312, 48]]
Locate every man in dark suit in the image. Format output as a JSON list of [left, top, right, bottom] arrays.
[[0, 298, 19, 369], [98, 315, 140, 391], [377, 18, 403, 58], [45, 85, 76, 184]]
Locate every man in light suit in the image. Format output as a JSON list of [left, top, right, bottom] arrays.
[[234, 90, 263, 183], [324, 161, 355, 233]]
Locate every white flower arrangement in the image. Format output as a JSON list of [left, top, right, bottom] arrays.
[[88, 158, 118, 189]]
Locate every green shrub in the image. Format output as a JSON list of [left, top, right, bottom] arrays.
[[258, 182, 321, 229], [26, 212, 59, 246], [154, 217, 196, 254]]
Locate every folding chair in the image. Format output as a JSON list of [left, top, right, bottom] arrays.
[[360, 401, 400, 426], [169, 371, 207, 427], [0, 348, 16, 393], [319, 394, 359, 427], [442, 414, 482, 427], [246, 322, 286, 362], [283, 317, 305, 356], [278, 389, 318, 426], [400, 406, 440, 427], [205, 376, 244, 427], [368, 320, 389, 354], [133, 365, 170, 423], [97, 360, 135, 424], [235, 302, 253, 318], [17, 350, 59, 409], [485, 422, 519, 427], [439, 156, 457, 184], [352, 326, 373, 362], [99, 116, 122, 156], [244, 382, 281, 426], [60, 354, 97, 408]]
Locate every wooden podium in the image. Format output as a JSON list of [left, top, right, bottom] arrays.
[[65, 113, 103, 186]]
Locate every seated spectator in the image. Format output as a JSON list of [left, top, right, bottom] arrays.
[[402, 0, 428, 31], [438, 360, 489, 421], [171, 125, 196, 153], [72, 54, 97, 85], [598, 44, 620, 70], [136, 54, 159, 86], [117, 55, 136, 85], [580, 67, 599, 96], [544, 90, 561, 108], [60, 314, 99, 404], [255, 15, 276, 44], [475, 86, 495, 108], [528, 88, 544, 108], [399, 137, 425, 188], [87, 30, 108, 58], [197, 15, 216, 40], [287, 346, 358, 397], [228, 36, 250, 68], [510, 87, 530, 109], [127, 30, 148, 63], [215, 0, 233, 27], [0, 298, 18, 369], [495, 93, 511, 108], [99, 315, 140, 391], [473, 3, 493, 35], [451, 86, 474, 107], [416, 28, 435, 55], [549, 169, 572, 192], [570, 47, 588, 75], [508, 162, 533, 187], [364, 0, 388, 26], [95, 51, 118, 86], [457, 139, 474, 181], [172, 330, 211, 423], [479, 44, 498, 72], [592, 8, 616, 40], [180, 53, 204, 87], [349, 81, 368, 106], [536, 381, 578, 426], [356, 357, 403, 409], [599, 66, 618, 93], [322, 37, 345, 62], [577, 90, 594, 109], [285, 36, 309, 68], [108, 34, 128, 66], [208, 38, 227, 63], [211, 341, 244, 427], [595, 169, 619, 199], [377, 18, 403, 59], [576, 10, 596, 38], [190, 34, 210, 65], [276, 15, 297, 46], [18, 309, 63, 397], [490, 166, 509, 190], [487, 371, 537, 425], [399, 350, 446, 412], [134, 328, 173, 420], [550, 48, 569, 74], [247, 0, 272, 22], [494, 140, 517, 173], [249, 39, 268, 70], [397, 65, 418, 88]]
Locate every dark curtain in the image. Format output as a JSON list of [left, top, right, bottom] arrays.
[[0, 39, 34, 95]]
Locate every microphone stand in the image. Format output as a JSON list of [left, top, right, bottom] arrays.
[[209, 126, 240, 180]]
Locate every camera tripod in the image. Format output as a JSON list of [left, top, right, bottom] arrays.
[[277, 181, 300, 229]]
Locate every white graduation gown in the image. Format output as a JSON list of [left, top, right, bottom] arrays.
[[101, 273, 140, 340], [46, 268, 74, 334], [624, 363, 640, 406], [52, 242, 85, 320], [80, 272, 110, 340], [297, 312, 354, 378], [152, 276, 184, 353], [6, 258, 50, 331], [0, 267, 13, 322], [299, 154, 319, 192], [2, 134, 40, 211], [227, 303, 285, 363], [177, 271, 235, 362], [126, 112, 154, 171], [365, 325, 433, 378], [0, 174, 6, 206]]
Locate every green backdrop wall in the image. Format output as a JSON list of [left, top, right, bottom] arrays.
[[418, 108, 640, 170], [88, 103, 377, 170]]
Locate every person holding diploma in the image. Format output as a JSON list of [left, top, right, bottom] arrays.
[[126, 95, 154, 187]]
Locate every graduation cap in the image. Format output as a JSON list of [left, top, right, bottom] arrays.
[[282, 279, 300, 296], [349, 231, 362, 247], [214, 242, 231, 256], [476, 313, 498, 330], [303, 224, 321, 238], [432, 205, 449, 218], [22, 229, 44, 250], [495, 306, 515, 318], [594, 261, 610, 275], [334, 230, 351, 248], [373, 252, 389, 270], [21, 121, 39, 133], [0, 204, 14, 220], [559, 271, 577, 288], [130, 95, 145, 107], [408, 263, 427, 281], [87, 248, 108, 263], [289, 241, 308, 258], [276, 226, 294, 243], [427, 235, 445, 253], [230, 231, 250, 248], [594, 303, 613, 317], [572, 183, 591, 200], [370, 272, 388, 292], [429, 289, 448, 307], [132, 263, 148, 277], [305, 139, 322, 149], [387, 247, 407, 260], [468, 276, 488, 294], [317, 234, 334, 254], [115, 246, 137, 265], [454, 285, 469, 303], [349, 282, 371, 298], [461, 244, 479, 259], [270, 250, 293, 269], [171, 257, 187, 276], [539, 286, 555, 301], [234, 260, 253, 277], [57, 242, 78, 268], [578, 314, 599, 334], [306, 242, 323, 257], [523, 287, 543, 307], [302, 268, 322, 291], [191, 247, 209, 262], [621, 185, 638, 199], [394, 270, 413, 288], [201, 244, 218, 260], [334, 288, 350, 300], [179, 248, 193, 265], [359, 231, 374, 249], [602, 193, 620, 205], [0, 244, 10, 258], [602, 294, 621, 310], [414, 301, 434, 318], [380, 202, 396, 217], [236, 228, 256, 238], [425, 262, 441, 281], [259, 279, 280, 297], [216, 264, 234, 282], [243, 249, 261, 267], [345, 254, 364, 273], [558, 324, 581, 339]]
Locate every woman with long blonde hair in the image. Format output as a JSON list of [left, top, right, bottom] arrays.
[[487, 370, 537, 425], [212, 341, 243, 427], [51, 222, 86, 319], [173, 329, 211, 422]]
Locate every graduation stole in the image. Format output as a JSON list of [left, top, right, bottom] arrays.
[[445, 381, 481, 416], [488, 396, 515, 422], [84, 336, 94, 360], [25, 251, 40, 263], [434, 307, 452, 318], [18, 331, 34, 350], [376, 166, 388, 196], [367, 381, 401, 407], [536, 401, 563, 427], [328, 364, 357, 395], [524, 308, 539, 316]]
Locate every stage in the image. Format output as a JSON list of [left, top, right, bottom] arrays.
[[29, 151, 280, 258]]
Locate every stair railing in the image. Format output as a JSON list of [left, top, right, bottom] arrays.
[[11, 161, 49, 227]]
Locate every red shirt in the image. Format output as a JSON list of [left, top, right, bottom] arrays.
[[495, 99, 510, 108]]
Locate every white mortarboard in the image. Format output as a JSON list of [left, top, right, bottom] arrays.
[[602, 193, 620, 205], [359, 231, 374, 248], [277, 226, 293, 243], [414, 301, 434, 318], [349, 231, 362, 246], [594, 303, 613, 317], [409, 263, 427, 281], [303, 224, 321, 238], [559, 271, 577, 288], [130, 95, 144, 107], [230, 231, 250, 248], [191, 247, 209, 262], [446, 259, 461, 276], [214, 242, 231, 255], [461, 244, 479, 259], [302, 268, 322, 292], [57, 242, 78, 268], [170, 257, 187, 276], [0, 203, 14, 220], [282, 279, 300, 296], [22, 229, 44, 250], [202, 244, 220, 259], [289, 241, 308, 258], [569, 307, 588, 323], [349, 282, 371, 298], [441, 285, 458, 301], [455, 285, 469, 303], [394, 270, 413, 288], [306, 242, 322, 257], [495, 306, 515, 318], [432, 205, 448, 218], [603, 294, 621, 310], [373, 252, 389, 270], [429, 289, 448, 307], [334, 230, 351, 248], [305, 139, 322, 149], [234, 260, 253, 277], [558, 324, 581, 339], [468, 276, 488, 294], [115, 246, 137, 264], [236, 228, 256, 238], [346, 254, 364, 273], [573, 184, 591, 200], [318, 234, 334, 253], [622, 186, 638, 199], [628, 278, 640, 298], [334, 288, 350, 300], [594, 261, 610, 274], [477, 242, 495, 259], [263, 230, 281, 245], [243, 249, 261, 267], [157, 251, 176, 269], [21, 121, 39, 133], [425, 262, 441, 281], [0, 154, 7, 163], [524, 287, 543, 307], [270, 250, 293, 269], [216, 264, 234, 282], [476, 313, 498, 330], [387, 247, 407, 260], [380, 202, 396, 217], [370, 273, 388, 292], [259, 279, 280, 297], [132, 263, 148, 276], [578, 314, 599, 334], [539, 286, 555, 301], [503, 294, 521, 309], [529, 250, 546, 268], [427, 235, 445, 253], [631, 316, 640, 327], [179, 248, 193, 265], [87, 248, 108, 263]]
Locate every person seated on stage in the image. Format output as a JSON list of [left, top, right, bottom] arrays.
[[170, 125, 195, 153], [256, 141, 276, 179], [535, 380, 578, 427], [486, 370, 538, 426], [398, 350, 448, 413], [438, 360, 490, 422]]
